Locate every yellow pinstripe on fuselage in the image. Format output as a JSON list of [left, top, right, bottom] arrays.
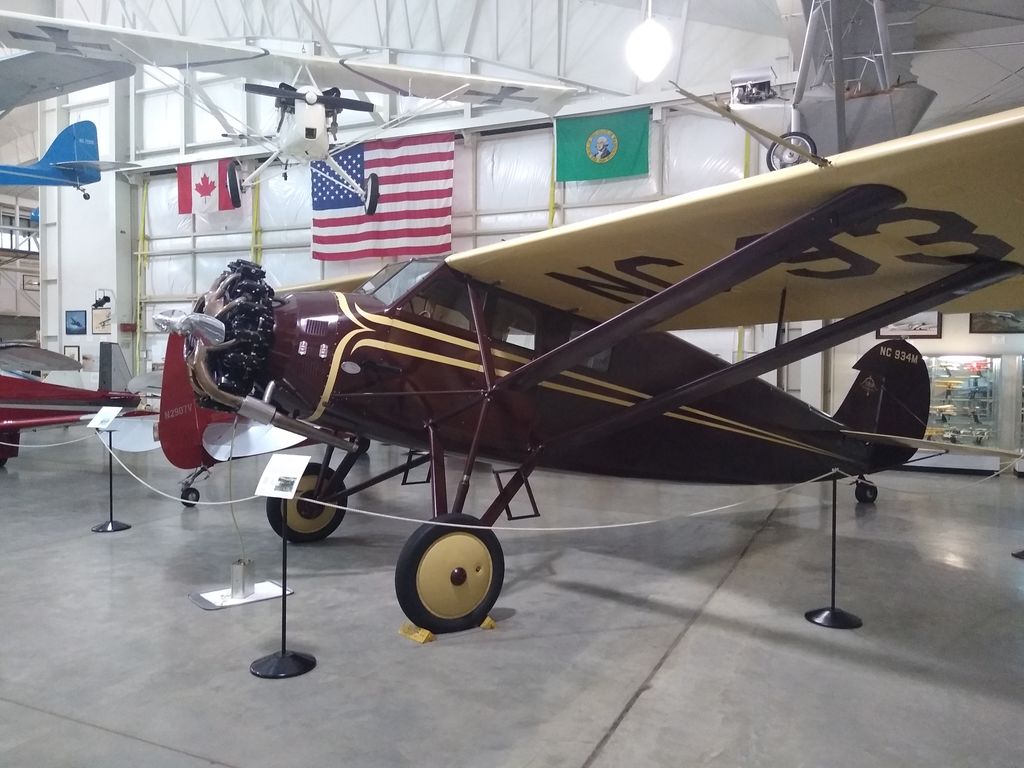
[[310, 292, 846, 462]]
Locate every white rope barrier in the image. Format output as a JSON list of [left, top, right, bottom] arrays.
[[0, 433, 94, 448], [93, 432, 260, 506], [88, 425, 1021, 532], [864, 456, 1020, 496], [293, 469, 845, 533]]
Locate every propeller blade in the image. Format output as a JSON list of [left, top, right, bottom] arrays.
[[244, 82, 375, 113], [244, 83, 303, 101], [318, 94, 376, 113]]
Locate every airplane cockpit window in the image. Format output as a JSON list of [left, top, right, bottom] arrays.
[[489, 297, 537, 351], [353, 258, 440, 307], [403, 275, 473, 331]]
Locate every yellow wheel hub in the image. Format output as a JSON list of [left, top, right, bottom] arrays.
[[415, 531, 493, 620], [283, 473, 332, 534]]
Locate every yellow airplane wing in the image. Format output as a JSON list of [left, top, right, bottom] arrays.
[[447, 107, 1024, 330], [282, 273, 375, 295]]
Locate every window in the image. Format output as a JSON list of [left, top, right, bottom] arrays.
[[489, 297, 537, 351], [353, 259, 439, 306], [404, 274, 473, 331]]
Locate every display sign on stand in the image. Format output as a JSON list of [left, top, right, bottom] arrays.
[[251, 453, 318, 679], [90, 407, 130, 533]]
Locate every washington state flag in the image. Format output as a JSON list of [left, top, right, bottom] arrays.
[[555, 108, 649, 182]]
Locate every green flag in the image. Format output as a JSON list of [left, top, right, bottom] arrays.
[[555, 108, 649, 182]]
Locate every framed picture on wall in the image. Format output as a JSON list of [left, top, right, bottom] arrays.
[[969, 311, 1024, 333], [62, 345, 81, 363], [65, 310, 87, 335], [91, 306, 112, 335], [876, 311, 942, 339]]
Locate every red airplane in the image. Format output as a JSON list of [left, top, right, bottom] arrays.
[[160, 107, 1024, 635], [0, 345, 142, 466]]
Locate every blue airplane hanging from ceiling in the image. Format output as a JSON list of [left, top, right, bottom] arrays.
[[0, 120, 135, 199]]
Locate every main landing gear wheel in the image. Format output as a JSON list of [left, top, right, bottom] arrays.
[[181, 487, 200, 507], [395, 513, 504, 634], [363, 172, 380, 215], [0, 457, 7, 467], [767, 131, 816, 171], [854, 480, 878, 504], [266, 462, 347, 543], [226, 160, 242, 209]]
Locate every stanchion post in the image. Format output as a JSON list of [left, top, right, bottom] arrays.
[[805, 469, 862, 629], [91, 429, 131, 533], [250, 499, 316, 678]]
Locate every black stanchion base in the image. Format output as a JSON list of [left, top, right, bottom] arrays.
[[1012, 550, 1024, 560], [91, 520, 131, 533], [805, 607, 862, 629], [250, 650, 317, 679]]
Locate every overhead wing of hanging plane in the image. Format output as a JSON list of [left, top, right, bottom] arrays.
[[0, 51, 134, 112], [0, 10, 575, 113]]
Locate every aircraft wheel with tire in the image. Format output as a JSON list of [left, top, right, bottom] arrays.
[[363, 172, 380, 215], [181, 487, 200, 507], [854, 481, 878, 504], [83, 191, 91, 201], [226, 160, 242, 209], [0, 457, 7, 467], [395, 513, 504, 634], [266, 462, 347, 543], [767, 131, 816, 171]]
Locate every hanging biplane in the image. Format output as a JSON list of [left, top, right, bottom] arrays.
[[223, 83, 381, 214], [152, 105, 1024, 635]]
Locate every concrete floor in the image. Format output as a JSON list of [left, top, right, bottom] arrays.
[[1, 429, 1022, 768]]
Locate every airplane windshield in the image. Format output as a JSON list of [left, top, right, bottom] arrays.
[[353, 259, 440, 306]]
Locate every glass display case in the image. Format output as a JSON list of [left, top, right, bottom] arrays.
[[923, 355, 1000, 448]]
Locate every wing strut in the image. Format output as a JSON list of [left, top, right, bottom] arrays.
[[478, 258, 1020, 525], [498, 184, 905, 393], [548, 259, 1022, 454]]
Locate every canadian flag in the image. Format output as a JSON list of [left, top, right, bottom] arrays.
[[176, 159, 237, 214]]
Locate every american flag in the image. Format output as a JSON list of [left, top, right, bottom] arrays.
[[310, 132, 455, 261]]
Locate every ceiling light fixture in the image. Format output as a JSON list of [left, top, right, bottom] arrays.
[[625, 0, 673, 83]]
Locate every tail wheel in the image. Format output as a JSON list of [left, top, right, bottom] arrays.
[[767, 131, 816, 171], [855, 481, 878, 504], [395, 513, 504, 634], [266, 462, 347, 543]]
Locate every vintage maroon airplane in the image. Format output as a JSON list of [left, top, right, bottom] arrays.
[[158, 106, 1024, 634]]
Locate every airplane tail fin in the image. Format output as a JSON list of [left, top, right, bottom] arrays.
[[158, 334, 212, 470], [833, 339, 930, 472], [39, 121, 100, 185], [99, 342, 132, 392]]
